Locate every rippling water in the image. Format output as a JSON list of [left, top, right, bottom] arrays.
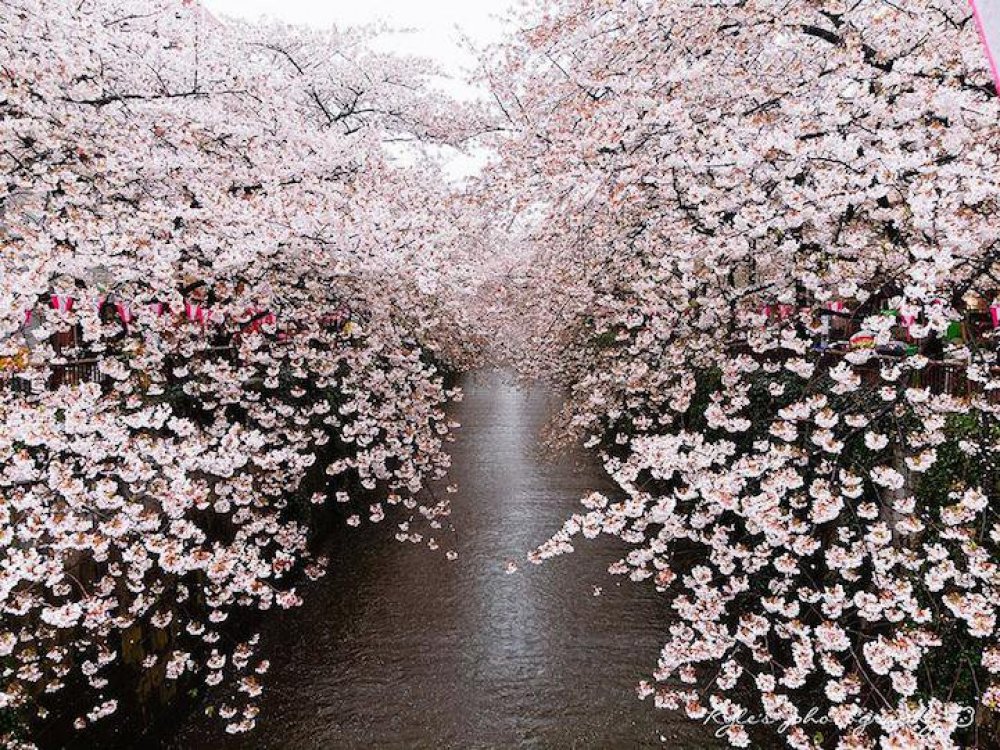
[[167, 370, 716, 749]]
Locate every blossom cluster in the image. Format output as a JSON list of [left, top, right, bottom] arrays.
[[483, 1, 1000, 747], [0, 0, 487, 744]]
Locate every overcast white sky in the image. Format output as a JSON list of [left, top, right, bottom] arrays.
[[202, 0, 517, 100], [201, 0, 518, 178]]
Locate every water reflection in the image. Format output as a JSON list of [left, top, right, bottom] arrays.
[[168, 370, 714, 749]]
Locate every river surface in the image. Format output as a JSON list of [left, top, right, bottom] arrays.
[[168, 370, 715, 749]]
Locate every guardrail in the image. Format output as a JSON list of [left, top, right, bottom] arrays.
[[0, 346, 240, 396], [726, 336, 994, 402], [814, 349, 1000, 404]]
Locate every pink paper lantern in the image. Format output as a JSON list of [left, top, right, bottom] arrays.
[[185, 302, 206, 324], [50, 295, 75, 313], [116, 303, 133, 326]]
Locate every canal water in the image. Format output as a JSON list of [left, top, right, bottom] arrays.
[[168, 370, 715, 749]]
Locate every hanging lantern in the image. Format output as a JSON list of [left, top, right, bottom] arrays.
[[116, 303, 133, 327], [244, 308, 276, 333], [185, 301, 206, 324], [990, 303, 1000, 329], [50, 295, 75, 313], [849, 332, 875, 350], [899, 313, 916, 341]]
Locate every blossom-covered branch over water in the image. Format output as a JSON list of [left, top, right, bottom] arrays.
[[1, 0, 491, 744], [4, 0, 1000, 748], [479, 0, 1000, 747]]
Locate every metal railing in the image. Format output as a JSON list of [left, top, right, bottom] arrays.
[[1, 346, 241, 396], [1, 357, 105, 395], [814, 349, 998, 402]]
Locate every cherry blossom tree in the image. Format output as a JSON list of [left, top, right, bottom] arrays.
[[483, 1, 1000, 747], [0, 0, 489, 745]]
